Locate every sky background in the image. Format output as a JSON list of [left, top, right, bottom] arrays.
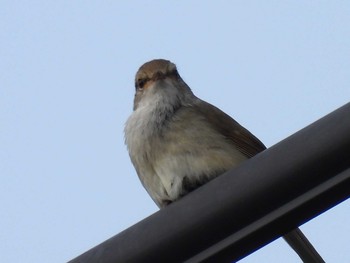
[[1, 1, 349, 262]]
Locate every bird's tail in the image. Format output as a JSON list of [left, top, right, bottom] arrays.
[[283, 228, 325, 263]]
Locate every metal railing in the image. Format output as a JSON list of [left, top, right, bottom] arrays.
[[69, 103, 350, 263]]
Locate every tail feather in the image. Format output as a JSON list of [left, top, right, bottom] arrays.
[[283, 228, 325, 263]]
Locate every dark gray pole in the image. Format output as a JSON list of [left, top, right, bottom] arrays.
[[69, 103, 350, 263]]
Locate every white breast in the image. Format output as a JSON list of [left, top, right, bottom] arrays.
[[124, 81, 188, 206]]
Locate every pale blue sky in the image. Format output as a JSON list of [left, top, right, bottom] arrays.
[[1, 1, 349, 262]]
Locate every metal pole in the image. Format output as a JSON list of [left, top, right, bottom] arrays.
[[69, 103, 350, 263]]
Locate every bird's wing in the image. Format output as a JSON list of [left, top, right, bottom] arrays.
[[193, 100, 266, 158]]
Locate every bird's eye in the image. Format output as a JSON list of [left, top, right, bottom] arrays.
[[136, 78, 148, 90]]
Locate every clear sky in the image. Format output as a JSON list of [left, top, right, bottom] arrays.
[[1, 1, 349, 262]]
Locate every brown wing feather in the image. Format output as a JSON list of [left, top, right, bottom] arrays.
[[194, 100, 266, 157]]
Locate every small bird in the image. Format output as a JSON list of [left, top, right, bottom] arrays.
[[125, 59, 324, 262]]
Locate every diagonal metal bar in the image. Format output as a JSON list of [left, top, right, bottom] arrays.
[[69, 103, 350, 263]]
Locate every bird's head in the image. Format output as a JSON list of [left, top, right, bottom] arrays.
[[133, 59, 194, 110]]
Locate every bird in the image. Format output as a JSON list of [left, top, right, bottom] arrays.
[[124, 59, 324, 262]]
